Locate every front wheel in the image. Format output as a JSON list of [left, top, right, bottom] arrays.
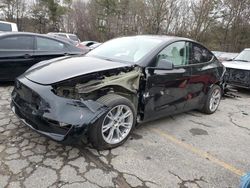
[[201, 85, 222, 114], [88, 94, 136, 150]]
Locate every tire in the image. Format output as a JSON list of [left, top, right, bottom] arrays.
[[201, 85, 222, 114], [88, 94, 136, 150]]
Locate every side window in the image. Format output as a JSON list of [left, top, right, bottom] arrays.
[[36, 37, 65, 51], [191, 43, 213, 64], [156, 41, 190, 67], [0, 36, 33, 50]]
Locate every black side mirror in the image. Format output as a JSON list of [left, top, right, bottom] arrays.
[[157, 59, 174, 70]]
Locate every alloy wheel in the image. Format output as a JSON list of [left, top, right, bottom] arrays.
[[101, 105, 134, 145], [209, 88, 221, 112]]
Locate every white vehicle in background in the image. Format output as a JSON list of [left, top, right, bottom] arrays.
[[0, 21, 18, 32], [47, 32, 91, 52], [47, 32, 81, 43], [212, 51, 238, 62], [223, 48, 250, 89]]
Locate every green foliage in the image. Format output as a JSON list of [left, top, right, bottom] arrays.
[[32, 0, 70, 31]]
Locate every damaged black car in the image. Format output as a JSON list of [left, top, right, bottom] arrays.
[[11, 35, 225, 150]]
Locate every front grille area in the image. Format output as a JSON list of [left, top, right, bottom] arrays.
[[13, 80, 41, 111], [12, 80, 72, 138], [224, 68, 250, 87]]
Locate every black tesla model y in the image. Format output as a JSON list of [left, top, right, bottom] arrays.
[[11, 35, 225, 150]]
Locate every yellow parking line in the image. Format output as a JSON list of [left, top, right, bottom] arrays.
[[150, 128, 246, 176]]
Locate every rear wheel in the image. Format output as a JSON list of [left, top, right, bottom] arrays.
[[88, 94, 136, 150], [201, 85, 222, 114]]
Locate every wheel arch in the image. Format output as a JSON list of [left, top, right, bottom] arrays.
[[99, 85, 139, 112]]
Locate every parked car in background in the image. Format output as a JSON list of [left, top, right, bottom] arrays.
[[0, 21, 18, 32], [48, 32, 80, 43], [48, 34, 76, 45], [0, 32, 84, 81], [11, 35, 225, 150], [223, 48, 250, 89], [48, 33, 90, 52], [212, 51, 238, 61]]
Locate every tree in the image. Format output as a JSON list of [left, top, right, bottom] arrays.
[[0, 0, 27, 30]]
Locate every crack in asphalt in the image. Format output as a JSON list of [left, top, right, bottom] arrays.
[[168, 171, 207, 188], [79, 147, 157, 188], [228, 112, 250, 132], [189, 120, 213, 128]]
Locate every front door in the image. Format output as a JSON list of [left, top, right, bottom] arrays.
[[143, 41, 193, 121]]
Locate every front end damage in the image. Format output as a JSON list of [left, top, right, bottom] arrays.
[[11, 66, 142, 143]]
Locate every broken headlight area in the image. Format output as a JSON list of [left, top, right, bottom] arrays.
[[52, 66, 142, 100], [12, 85, 50, 115]]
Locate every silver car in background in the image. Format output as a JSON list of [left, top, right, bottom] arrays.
[[223, 48, 250, 89]]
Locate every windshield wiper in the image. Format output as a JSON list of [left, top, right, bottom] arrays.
[[234, 59, 249, 62]]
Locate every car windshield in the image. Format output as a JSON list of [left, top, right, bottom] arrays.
[[234, 50, 250, 62], [87, 37, 163, 63]]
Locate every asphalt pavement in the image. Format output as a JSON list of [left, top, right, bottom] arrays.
[[1, 86, 250, 188]]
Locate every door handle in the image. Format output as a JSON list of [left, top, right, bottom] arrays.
[[24, 54, 31, 59]]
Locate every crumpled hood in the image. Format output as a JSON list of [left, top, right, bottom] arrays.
[[222, 60, 250, 70], [24, 56, 131, 85]]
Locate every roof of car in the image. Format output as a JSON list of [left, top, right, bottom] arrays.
[[0, 32, 74, 45], [48, 32, 77, 36], [0, 20, 17, 25], [121, 35, 193, 42], [0, 31, 43, 36]]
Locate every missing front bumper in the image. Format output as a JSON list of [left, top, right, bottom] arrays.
[[11, 76, 108, 143]]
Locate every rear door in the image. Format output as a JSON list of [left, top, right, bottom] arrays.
[[0, 35, 34, 81], [33, 36, 69, 64], [186, 42, 218, 110], [143, 41, 193, 121]]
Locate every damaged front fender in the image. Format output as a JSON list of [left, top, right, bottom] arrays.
[[54, 66, 143, 105], [76, 67, 142, 94]]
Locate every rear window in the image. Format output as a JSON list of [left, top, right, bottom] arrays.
[[0, 23, 12, 31], [36, 37, 65, 51], [0, 36, 33, 50], [68, 35, 79, 42]]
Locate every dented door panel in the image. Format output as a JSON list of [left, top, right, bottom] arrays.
[[187, 60, 223, 110], [143, 66, 192, 121]]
